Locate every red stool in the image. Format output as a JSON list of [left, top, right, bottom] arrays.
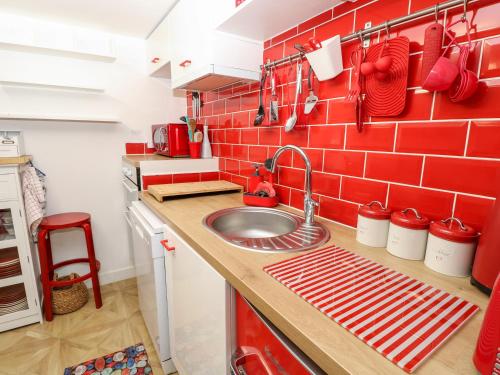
[[37, 212, 102, 321]]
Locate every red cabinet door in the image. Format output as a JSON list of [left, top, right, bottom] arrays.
[[234, 292, 323, 375]]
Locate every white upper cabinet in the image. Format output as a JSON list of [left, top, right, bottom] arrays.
[[217, 0, 341, 42], [146, 16, 171, 78], [167, 0, 261, 91], [167, 0, 204, 85]]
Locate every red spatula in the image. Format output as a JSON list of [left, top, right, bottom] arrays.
[[421, 22, 444, 86]]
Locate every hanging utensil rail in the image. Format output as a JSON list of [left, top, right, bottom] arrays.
[[262, 0, 471, 69]]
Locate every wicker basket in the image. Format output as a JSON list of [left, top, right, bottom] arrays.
[[51, 273, 89, 315]]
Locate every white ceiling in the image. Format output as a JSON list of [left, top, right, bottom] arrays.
[[0, 0, 178, 38]]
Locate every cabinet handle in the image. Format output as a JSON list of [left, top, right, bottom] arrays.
[[151, 57, 160, 63], [179, 59, 191, 67], [230, 346, 272, 375], [160, 239, 175, 252]]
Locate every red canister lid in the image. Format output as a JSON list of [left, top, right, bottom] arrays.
[[359, 201, 391, 220], [429, 217, 479, 243], [391, 208, 430, 230]]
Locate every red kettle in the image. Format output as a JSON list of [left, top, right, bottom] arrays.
[[473, 273, 500, 374], [471, 184, 500, 294]]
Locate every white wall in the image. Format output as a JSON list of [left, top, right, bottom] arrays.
[[0, 13, 185, 284]]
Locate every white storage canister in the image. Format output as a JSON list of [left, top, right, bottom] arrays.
[[356, 201, 391, 247], [387, 208, 430, 260], [424, 217, 479, 277]]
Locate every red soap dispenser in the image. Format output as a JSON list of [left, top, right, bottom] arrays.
[[248, 164, 264, 193]]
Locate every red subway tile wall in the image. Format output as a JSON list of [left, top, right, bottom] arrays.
[[125, 143, 156, 155], [125, 143, 148, 155], [186, 0, 500, 231]]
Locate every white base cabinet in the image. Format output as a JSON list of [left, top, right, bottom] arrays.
[[163, 224, 231, 375]]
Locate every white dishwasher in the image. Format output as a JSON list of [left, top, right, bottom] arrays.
[[129, 201, 176, 374]]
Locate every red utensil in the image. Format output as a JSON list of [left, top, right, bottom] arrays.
[[346, 46, 364, 103], [421, 22, 444, 85], [449, 45, 469, 98], [423, 56, 459, 91], [361, 39, 392, 78], [422, 31, 459, 92], [356, 94, 364, 133], [448, 18, 478, 102], [364, 36, 410, 117], [423, 16, 471, 92]]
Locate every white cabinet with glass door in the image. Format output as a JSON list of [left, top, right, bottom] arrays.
[[0, 164, 42, 331]]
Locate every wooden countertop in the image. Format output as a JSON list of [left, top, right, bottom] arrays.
[[0, 155, 32, 166], [141, 191, 488, 375], [122, 154, 180, 167]]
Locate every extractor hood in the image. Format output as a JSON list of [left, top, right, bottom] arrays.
[[171, 64, 259, 91]]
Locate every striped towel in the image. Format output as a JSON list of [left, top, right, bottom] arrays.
[[22, 166, 46, 236], [264, 245, 479, 373]]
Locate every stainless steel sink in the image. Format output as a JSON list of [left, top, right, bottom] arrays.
[[203, 207, 329, 252]]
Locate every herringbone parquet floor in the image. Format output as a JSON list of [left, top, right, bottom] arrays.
[[0, 278, 167, 375]]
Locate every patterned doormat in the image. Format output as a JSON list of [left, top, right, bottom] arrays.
[[64, 343, 153, 375]]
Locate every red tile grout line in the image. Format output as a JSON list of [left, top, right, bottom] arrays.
[[362, 152, 368, 178], [338, 175, 344, 199], [477, 39, 485, 77], [384, 183, 391, 207], [392, 123, 398, 152], [419, 155, 426, 187], [451, 193, 458, 217], [464, 120, 472, 157]]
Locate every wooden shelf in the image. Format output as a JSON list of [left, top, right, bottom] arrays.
[[0, 41, 116, 62], [216, 0, 342, 42], [0, 79, 105, 93], [0, 156, 32, 166], [0, 113, 120, 123]]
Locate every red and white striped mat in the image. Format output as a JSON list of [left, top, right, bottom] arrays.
[[263, 245, 479, 373]]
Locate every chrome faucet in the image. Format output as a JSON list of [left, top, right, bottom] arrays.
[[265, 145, 318, 225]]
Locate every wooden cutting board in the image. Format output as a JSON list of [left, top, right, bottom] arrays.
[[148, 180, 243, 202]]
